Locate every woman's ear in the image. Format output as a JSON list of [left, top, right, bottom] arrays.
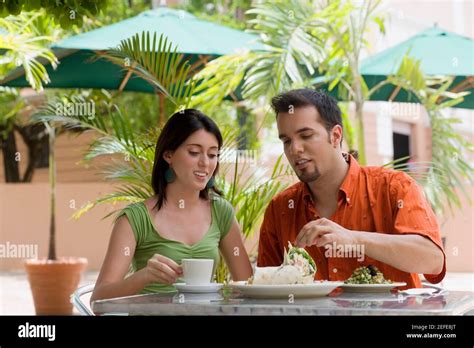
[[163, 150, 173, 164]]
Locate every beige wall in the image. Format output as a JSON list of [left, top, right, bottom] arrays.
[[0, 183, 118, 271], [0, 130, 106, 183], [442, 188, 474, 272]]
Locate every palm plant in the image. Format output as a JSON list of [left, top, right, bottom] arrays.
[[385, 56, 474, 217], [0, 87, 24, 181], [0, 12, 59, 90], [0, 12, 60, 182], [315, 0, 386, 165], [190, 0, 327, 113]]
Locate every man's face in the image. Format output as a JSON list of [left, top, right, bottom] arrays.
[[277, 105, 337, 184]]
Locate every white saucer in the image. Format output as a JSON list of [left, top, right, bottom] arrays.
[[174, 283, 224, 293]]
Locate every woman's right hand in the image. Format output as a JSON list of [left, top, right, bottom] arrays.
[[145, 254, 183, 285]]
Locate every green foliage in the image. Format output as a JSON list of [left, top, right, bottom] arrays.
[[190, 53, 252, 112], [33, 92, 156, 219], [0, 12, 58, 90], [0, 0, 108, 29], [192, 0, 327, 111], [315, 0, 385, 164], [338, 102, 355, 150], [99, 32, 196, 110], [180, 0, 252, 30], [0, 87, 23, 138]]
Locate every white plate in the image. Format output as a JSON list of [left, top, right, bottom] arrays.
[[174, 283, 224, 293], [230, 281, 343, 299], [340, 282, 407, 293]]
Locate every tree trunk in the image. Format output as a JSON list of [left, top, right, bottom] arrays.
[[352, 69, 367, 165], [0, 129, 20, 182], [15, 124, 49, 182], [354, 99, 366, 165], [22, 141, 42, 182], [236, 105, 248, 150], [235, 7, 245, 21], [46, 124, 57, 261]]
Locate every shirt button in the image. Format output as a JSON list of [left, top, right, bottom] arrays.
[[363, 214, 367, 219]]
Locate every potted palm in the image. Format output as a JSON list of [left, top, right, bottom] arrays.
[[24, 121, 87, 315]]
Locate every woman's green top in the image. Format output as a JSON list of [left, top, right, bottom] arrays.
[[116, 195, 235, 294]]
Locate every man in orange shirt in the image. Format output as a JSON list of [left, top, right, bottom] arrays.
[[258, 88, 445, 288]]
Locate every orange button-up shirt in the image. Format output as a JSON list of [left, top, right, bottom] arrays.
[[257, 154, 446, 289]]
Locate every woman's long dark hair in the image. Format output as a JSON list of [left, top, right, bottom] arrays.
[[151, 109, 223, 211]]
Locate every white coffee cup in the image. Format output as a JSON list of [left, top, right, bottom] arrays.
[[181, 259, 214, 285]]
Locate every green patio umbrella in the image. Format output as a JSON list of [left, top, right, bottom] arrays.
[[0, 7, 263, 93], [361, 26, 474, 109], [313, 26, 473, 109]]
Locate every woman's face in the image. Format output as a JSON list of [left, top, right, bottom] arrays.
[[164, 129, 219, 191]]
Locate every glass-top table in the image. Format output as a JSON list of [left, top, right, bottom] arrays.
[[92, 289, 474, 316]]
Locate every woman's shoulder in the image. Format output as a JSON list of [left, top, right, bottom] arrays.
[[115, 199, 152, 244], [210, 194, 235, 238], [121, 200, 146, 211], [210, 194, 234, 210], [116, 200, 149, 222], [142, 196, 158, 210]]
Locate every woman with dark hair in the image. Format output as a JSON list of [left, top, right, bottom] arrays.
[[91, 109, 252, 301]]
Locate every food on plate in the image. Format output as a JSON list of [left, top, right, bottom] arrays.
[[344, 265, 392, 284], [248, 242, 317, 285]]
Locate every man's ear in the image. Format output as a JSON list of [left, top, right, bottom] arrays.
[[331, 125, 343, 148]]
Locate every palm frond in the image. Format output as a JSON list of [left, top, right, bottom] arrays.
[[97, 32, 196, 108], [190, 0, 328, 111], [0, 13, 58, 91]]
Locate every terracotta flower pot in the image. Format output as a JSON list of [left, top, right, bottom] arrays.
[[25, 257, 88, 315]]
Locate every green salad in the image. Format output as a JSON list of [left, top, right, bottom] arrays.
[[345, 265, 392, 284]]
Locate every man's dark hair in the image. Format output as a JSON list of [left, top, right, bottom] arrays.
[[271, 88, 343, 145]]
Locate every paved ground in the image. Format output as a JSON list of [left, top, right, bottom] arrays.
[[1, 271, 473, 315], [0, 271, 98, 315]]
